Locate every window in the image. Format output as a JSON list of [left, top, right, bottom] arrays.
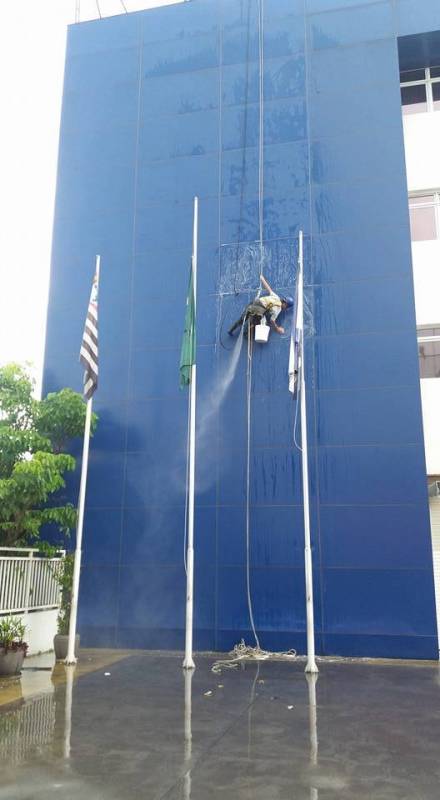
[[401, 83, 427, 114], [409, 194, 439, 241], [433, 83, 440, 111], [400, 67, 440, 114], [417, 326, 440, 379]]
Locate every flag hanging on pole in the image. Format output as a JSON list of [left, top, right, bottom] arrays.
[[182, 197, 198, 671], [288, 284, 300, 394], [80, 273, 99, 400], [66, 257, 100, 665], [179, 264, 196, 389]]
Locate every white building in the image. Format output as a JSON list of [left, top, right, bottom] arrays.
[[402, 66, 440, 639]]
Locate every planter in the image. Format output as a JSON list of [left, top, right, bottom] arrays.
[[0, 647, 26, 677], [53, 634, 80, 661]]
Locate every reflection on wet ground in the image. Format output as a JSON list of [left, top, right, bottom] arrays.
[[0, 650, 131, 709], [0, 650, 439, 799]]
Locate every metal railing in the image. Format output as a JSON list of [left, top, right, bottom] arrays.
[[0, 693, 56, 765], [0, 548, 64, 615]]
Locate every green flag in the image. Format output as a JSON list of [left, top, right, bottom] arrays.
[[179, 266, 196, 388]]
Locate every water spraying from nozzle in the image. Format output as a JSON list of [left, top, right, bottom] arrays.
[[197, 325, 244, 446]]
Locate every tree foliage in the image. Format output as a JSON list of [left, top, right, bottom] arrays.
[[0, 363, 35, 429], [0, 364, 97, 548], [36, 388, 97, 453]]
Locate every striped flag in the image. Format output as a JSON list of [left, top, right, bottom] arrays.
[[80, 273, 98, 400]]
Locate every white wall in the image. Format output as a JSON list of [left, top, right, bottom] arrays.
[[413, 240, 440, 477], [404, 113, 440, 192], [412, 240, 440, 326], [403, 114, 440, 476], [429, 496, 440, 657], [421, 380, 440, 475], [4, 609, 58, 656]]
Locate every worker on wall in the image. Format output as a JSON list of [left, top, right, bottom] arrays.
[[228, 274, 293, 337]]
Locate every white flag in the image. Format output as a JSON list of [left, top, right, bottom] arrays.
[[288, 336, 297, 393], [288, 287, 301, 394]]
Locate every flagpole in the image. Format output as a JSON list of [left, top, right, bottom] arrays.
[[63, 664, 74, 759], [298, 232, 319, 674], [183, 668, 193, 800], [306, 672, 319, 799], [65, 254, 100, 665], [183, 199, 198, 670]]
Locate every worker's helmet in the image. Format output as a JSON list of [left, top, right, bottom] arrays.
[[281, 295, 294, 308]]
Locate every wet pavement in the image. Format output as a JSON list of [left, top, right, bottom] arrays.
[[0, 650, 439, 799]]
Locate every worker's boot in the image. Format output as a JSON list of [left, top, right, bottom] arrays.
[[228, 315, 244, 335]]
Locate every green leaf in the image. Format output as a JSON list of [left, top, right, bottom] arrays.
[[0, 362, 99, 549], [0, 364, 35, 429], [36, 388, 97, 453]]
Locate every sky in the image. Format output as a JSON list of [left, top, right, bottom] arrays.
[[0, 0, 180, 395]]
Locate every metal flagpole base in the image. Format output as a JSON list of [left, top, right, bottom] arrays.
[[305, 659, 319, 674], [182, 657, 196, 670]]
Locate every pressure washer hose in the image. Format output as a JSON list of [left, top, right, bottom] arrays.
[[211, 330, 298, 673], [246, 332, 261, 649]]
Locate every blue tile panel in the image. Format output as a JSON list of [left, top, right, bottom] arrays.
[[44, 0, 439, 659]]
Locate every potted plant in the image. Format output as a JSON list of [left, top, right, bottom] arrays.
[[0, 616, 28, 676], [53, 553, 79, 660]]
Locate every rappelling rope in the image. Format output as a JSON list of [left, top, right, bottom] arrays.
[[245, 333, 260, 649], [257, 0, 265, 274], [212, 331, 297, 674], [211, 0, 298, 675], [77, 0, 127, 22], [233, 0, 253, 296], [212, 640, 297, 673], [254, 275, 262, 301]]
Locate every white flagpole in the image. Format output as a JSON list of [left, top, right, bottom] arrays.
[[306, 672, 319, 799], [183, 668, 193, 800], [63, 664, 74, 759], [298, 232, 319, 674], [183, 198, 198, 670], [65, 254, 100, 665]]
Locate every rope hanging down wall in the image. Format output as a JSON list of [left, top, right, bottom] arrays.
[[75, 1, 128, 23], [212, 0, 303, 674]]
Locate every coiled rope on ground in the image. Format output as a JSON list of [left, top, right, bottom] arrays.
[[212, 640, 297, 673]]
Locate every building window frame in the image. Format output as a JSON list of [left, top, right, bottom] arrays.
[[400, 67, 440, 113], [409, 191, 440, 241], [417, 325, 440, 380]]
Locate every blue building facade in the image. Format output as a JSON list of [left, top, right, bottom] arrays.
[[44, 0, 440, 658]]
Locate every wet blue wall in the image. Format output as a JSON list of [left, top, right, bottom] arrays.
[[44, 0, 440, 658]]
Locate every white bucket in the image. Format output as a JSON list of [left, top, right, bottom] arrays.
[[255, 320, 270, 343]]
